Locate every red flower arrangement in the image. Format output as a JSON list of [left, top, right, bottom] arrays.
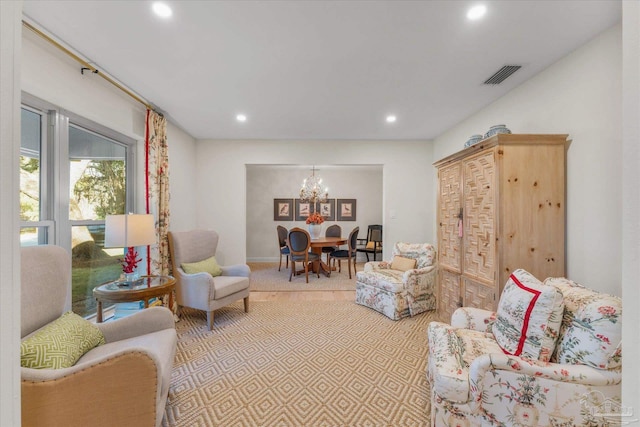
[[306, 212, 325, 225]]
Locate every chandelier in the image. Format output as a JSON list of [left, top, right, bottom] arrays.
[[299, 166, 328, 206]]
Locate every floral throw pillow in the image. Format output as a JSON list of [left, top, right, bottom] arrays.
[[492, 269, 564, 361], [393, 242, 436, 269], [544, 277, 622, 369]]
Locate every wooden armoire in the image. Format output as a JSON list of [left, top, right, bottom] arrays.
[[434, 134, 569, 322]]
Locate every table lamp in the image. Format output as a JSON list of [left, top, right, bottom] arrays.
[[105, 213, 156, 283]]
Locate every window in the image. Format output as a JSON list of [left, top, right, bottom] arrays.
[[20, 106, 51, 245], [69, 124, 131, 316], [20, 95, 136, 318]]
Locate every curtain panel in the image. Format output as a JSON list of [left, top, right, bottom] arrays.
[[145, 109, 175, 313]]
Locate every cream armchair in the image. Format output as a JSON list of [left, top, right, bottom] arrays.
[[355, 242, 436, 320], [427, 270, 622, 427], [21, 245, 177, 427], [168, 229, 250, 330]]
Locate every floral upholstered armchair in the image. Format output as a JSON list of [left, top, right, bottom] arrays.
[[355, 242, 436, 320], [427, 269, 622, 427]]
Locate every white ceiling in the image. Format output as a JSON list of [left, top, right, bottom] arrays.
[[22, 1, 621, 141]]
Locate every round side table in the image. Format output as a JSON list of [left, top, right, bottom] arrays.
[[93, 275, 176, 322]]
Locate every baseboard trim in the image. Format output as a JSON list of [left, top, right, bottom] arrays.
[[247, 257, 280, 263]]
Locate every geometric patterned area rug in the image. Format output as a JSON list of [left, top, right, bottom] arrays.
[[162, 301, 434, 426], [248, 262, 360, 292]]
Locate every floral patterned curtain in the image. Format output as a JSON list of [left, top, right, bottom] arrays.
[[145, 109, 175, 313]]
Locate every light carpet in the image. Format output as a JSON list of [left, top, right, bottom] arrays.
[[163, 301, 433, 427], [248, 262, 360, 292]]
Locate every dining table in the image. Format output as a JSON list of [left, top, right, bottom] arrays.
[[308, 236, 347, 277]]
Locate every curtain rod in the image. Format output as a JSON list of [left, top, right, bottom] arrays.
[[22, 19, 156, 112]]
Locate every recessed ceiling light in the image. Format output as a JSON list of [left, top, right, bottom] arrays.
[[236, 114, 247, 123], [152, 2, 172, 18], [467, 5, 487, 20], [386, 115, 397, 123]]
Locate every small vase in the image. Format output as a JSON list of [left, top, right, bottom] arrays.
[[122, 271, 140, 284], [308, 224, 323, 239]]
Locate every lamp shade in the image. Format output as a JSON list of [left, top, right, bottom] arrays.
[[104, 214, 156, 248]]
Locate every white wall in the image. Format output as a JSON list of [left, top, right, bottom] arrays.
[[0, 2, 23, 424], [21, 29, 147, 144], [167, 121, 198, 231], [21, 28, 198, 232], [246, 165, 383, 262], [433, 24, 622, 296], [195, 140, 434, 265], [621, 0, 640, 418]]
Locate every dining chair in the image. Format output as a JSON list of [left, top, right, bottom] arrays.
[[287, 227, 320, 283], [356, 224, 383, 261], [276, 225, 289, 271], [329, 226, 359, 279], [322, 224, 342, 264]]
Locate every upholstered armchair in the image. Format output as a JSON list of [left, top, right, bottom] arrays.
[[355, 242, 436, 320], [21, 245, 177, 427], [168, 229, 250, 330], [427, 270, 622, 427]]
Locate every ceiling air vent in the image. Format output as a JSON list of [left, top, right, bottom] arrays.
[[483, 65, 522, 85]]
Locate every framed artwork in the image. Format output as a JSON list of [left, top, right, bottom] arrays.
[[315, 199, 335, 221], [273, 198, 293, 221], [337, 199, 357, 221], [295, 199, 312, 221]]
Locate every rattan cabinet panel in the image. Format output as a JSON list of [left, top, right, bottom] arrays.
[[434, 134, 568, 322], [437, 162, 462, 273], [462, 151, 496, 283], [463, 277, 496, 313], [438, 269, 461, 325]]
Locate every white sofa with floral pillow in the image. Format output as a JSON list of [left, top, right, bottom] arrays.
[[427, 269, 622, 427], [355, 242, 436, 320]]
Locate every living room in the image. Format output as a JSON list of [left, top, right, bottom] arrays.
[[1, 1, 639, 426]]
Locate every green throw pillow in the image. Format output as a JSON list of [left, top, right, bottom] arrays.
[[21, 311, 105, 369], [182, 255, 223, 277]]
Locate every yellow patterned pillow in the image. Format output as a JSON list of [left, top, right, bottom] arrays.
[[21, 311, 105, 369], [182, 256, 223, 277]]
